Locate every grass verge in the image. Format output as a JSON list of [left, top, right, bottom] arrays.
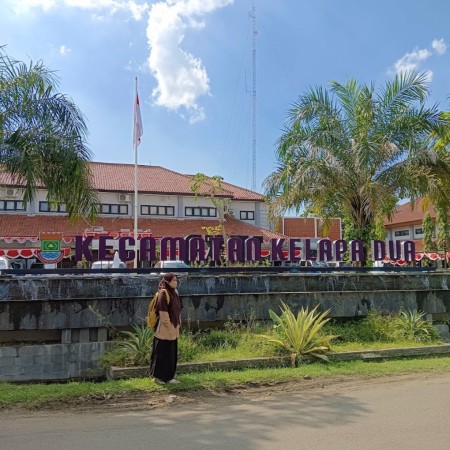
[[1, 355, 449, 410]]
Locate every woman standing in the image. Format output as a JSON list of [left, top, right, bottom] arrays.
[[149, 273, 182, 384]]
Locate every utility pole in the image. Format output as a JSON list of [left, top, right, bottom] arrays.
[[250, 4, 257, 192]]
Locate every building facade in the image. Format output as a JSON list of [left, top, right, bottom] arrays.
[[276, 217, 342, 240], [0, 162, 285, 267], [384, 198, 450, 264]]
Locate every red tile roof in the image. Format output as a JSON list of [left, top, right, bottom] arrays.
[[1, 162, 265, 202], [384, 198, 438, 228], [224, 217, 287, 241], [0, 214, 286, 242], [211, 179, 264, 202]]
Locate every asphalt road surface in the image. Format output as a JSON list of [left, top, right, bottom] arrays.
[[1, 373, 449, 450]]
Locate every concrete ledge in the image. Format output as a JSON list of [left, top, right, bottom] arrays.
[[107, 356, 291, 380], [106, 343, 450, 380], [360, 353, 384, 362]]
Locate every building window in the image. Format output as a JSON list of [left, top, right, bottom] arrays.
[[39, 201, 66, 213], [185, 206, 217, 217], [141, 205, 175, 216], [394, 230, 410, 237], [0, 200, 25, 211], [240, 211, 255, 221], [415, 228, 423, 235], [100, 203, 128, 215]]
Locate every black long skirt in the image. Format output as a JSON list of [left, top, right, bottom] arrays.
[[149, 337, 178, 382]]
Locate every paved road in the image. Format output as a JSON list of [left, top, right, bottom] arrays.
[[1, 373, 449, 450]]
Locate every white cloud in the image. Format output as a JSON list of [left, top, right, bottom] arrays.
[[9, 0, 234, 123], [8, 0, 148, 20], [393, 47, 431, 75], [124, 57, 148, 73], [146, 0, 234, 123], [8, 0, 55, 12], [59, 45, 71, 56], [431, 38, 447, 55], [126, 0, 148, 20], [390, 38, 447, 77]]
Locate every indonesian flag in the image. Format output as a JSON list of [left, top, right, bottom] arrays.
[[133, 93, 143, 147]]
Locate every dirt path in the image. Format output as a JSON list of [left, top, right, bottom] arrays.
[[3, 372, 446, 414]]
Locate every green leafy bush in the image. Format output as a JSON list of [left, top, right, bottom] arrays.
[[326, 310, 402, 343], [99, 346, 142, 370], [194, 330, 240, 350], [325, 309, 441, 345], [223, 309, 262, 334], [324, 320, 365, 343], [178, 333, 200, 362], [360, 310, 403, 342]]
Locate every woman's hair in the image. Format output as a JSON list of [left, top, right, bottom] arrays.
[[159, 272, 177, 290], [158, 272, 181, 327], [162, 272, 176, 283]]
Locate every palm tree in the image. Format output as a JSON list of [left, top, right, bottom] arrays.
[[264, 72, 450, 258], [0, 47, 98, 220]]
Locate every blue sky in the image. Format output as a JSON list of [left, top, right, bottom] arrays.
[[1, 0, 450, 193]]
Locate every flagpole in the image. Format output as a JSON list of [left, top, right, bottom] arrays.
[[133, 77, 139, 269]]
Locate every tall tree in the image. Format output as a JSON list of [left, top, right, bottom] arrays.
[[264, 72, 450, 259], [0, 47, 98, 220], [422, 212, 435, 252], [190, 173, 231, 263], [436, 206, 449, 267]]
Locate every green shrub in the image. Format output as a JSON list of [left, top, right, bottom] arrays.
[[178, 333, 200, 362], [324, 320, 365, 343], [360, 310, 403, 342], [325, 309, 442, 344], [223, 309, 262, 334], [99, 346, 143, 370], [194, 329, 240, 350], [325, 310, 402, 343]]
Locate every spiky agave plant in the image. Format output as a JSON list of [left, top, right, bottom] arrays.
[[398, 309, 437, 342], [259, 302, 335, 367], [117, 324, 153, 365]]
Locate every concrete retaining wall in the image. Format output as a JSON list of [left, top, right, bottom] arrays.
[[0, 272, 448, 382]]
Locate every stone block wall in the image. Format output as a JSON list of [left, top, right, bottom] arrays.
[[0, 341, 114, 382], [0, 273, 449, 332]]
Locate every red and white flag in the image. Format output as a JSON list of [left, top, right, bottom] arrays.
[[133, 93, 143, 147]]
